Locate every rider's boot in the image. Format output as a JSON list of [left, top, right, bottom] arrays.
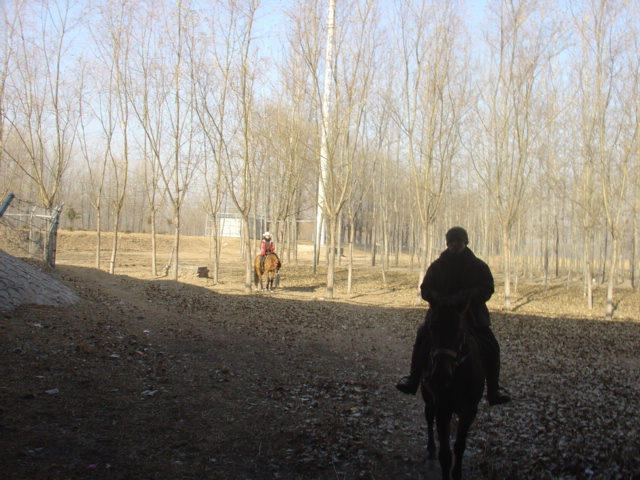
[[396, 375, 420, 395], [396, 324, 430, 396], [485, 354, 511, 406]]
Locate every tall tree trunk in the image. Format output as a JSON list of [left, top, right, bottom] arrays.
[[584, 235, 593, 310], [347, 216, 355, 294], [632, 217, 638, 289], [315, 0, 335, 277], [503, 225, 512, 311], [95, 209, 101, 270], [243, 216, 253, 293], [109, 213, 120, 275], [150, 212, 158, 276], [326, 215, 338, 299], [606, 236, 618, 319], [416, 225, 429, 306], [171, 208, 180, 281]]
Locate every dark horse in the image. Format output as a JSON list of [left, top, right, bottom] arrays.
[[420, 303, 485, 480], [253, 253, 281, 291]]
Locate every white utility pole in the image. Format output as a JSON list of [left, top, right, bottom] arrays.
[[314, 0, 336, 273]]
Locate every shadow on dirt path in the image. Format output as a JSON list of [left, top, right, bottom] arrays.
[[2, 262, 639, 479]]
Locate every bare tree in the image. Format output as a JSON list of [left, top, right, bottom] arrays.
[[632, 19, 640, 289], [89, 0, 140, 274], [279, 0, 325, 270], [212, 0, 262, 293], [394, 0, 467, 304], [1, 0, 82, 209], [0, 0, 21, 198], [473, 0, 561, 309], [279, 0, 328, 265], [345, 54, 395, 293], [192, 0, 240, 284], [123, 0, 170, 277], [593, 2, 638, 318], [314, 0, 384, 298], [77, 62, 109, 269], [158, 0, 201, 280], [258, 100, 312, 263], [344, 144, 378, 293], [570, 0, 637, 316]]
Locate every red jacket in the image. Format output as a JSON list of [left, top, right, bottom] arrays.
[[260, 239, 275, 255]]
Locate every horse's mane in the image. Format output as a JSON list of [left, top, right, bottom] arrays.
[[430, 304, 464, 329]]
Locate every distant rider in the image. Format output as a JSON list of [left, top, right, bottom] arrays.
[[260, 232, 276, 272]]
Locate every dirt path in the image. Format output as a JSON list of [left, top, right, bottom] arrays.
[[1, 231, 639, 479]]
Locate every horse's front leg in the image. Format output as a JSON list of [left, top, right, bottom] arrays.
[[426, 407, 436, 459], [422, 388, 437, 459], [436, 412, 453, 480], [452, 410, 477, 480]]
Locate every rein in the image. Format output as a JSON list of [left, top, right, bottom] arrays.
[[431, 348, 458, 359], [431, 329, 472, 367]]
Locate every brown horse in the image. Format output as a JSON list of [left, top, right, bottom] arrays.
[[253, 253, 281, 291], [420, 303, 485, 480]]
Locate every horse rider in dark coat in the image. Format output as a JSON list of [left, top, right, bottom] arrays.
[[396, 226, 511, 406]]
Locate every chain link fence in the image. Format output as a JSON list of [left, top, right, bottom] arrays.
[[0, 193, 65, 270]]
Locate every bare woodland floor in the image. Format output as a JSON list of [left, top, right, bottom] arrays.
[[1, 231, 639, 479]]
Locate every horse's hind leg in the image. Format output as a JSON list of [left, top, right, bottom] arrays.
[[254, 266, 263, 291]]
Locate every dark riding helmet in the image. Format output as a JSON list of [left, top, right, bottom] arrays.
[[445, 226, 469, 245]]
